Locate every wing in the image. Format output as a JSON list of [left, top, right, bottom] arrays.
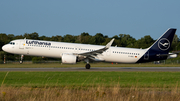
[[77, 38, 114, 61]]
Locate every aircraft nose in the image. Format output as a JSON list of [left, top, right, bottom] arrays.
[[2, 45, 7, 52], [2, 45, 13, 53], [2, 45, 5, 51]]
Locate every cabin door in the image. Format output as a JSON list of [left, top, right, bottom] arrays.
[[19, 40, 25, 49]]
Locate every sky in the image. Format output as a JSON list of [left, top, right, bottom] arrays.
[[0, 0, 180, 40]]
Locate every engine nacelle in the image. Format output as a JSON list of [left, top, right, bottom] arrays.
[[62, 53, 77, 64]]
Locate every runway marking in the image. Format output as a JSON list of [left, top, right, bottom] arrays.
[[2, 71, 9, 86]]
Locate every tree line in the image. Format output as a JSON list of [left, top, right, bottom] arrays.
[[0, 32, 180, 62]]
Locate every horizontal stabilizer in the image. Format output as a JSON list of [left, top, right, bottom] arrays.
[[172, 51, 180, 54], [156, 52, 178, 57]]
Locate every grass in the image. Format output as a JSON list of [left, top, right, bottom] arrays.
[[0, 62, 180, 68], [1, 71, 180, 100], [1, 86, 180, 101], [1, 62, 180, 100], [1, 71, 180, 88]]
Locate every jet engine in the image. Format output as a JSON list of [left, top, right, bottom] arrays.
[[62, 53, 77, 64]]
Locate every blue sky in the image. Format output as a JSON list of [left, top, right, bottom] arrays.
[[0, 0, 180, 40]]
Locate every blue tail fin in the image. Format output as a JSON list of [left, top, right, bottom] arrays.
[[137, 28, 177, 63], [148, 28, 176, 53]]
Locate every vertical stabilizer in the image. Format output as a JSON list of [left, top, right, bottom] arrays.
[[137, 28, 177, 63], [148, 28, 176, 53]]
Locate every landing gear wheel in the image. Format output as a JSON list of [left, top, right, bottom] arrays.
[[85, 64, 91, 69], [19, 60, 23, 64]]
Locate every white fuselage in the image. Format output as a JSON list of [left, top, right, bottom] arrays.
[[2, 39, 147, 63], [2, 28, 177, 66]]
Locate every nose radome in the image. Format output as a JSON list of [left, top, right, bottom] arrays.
[[2, 45, 7, 51], [2, 45, 5, 51]]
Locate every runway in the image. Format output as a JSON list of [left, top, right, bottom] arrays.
[[0, 67, 180, 71]]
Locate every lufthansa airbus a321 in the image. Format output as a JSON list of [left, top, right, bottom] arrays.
[[2, 28, 178, 69]]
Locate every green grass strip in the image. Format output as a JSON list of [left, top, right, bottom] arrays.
[[0, 71, 180, 88]]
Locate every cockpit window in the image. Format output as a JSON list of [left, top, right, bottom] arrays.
[[9, 42, 15, 45]]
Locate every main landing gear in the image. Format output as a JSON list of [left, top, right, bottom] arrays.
[[85, 58, 91, 69], [85, 64, 91, 69], [20, 55, 24, 64]]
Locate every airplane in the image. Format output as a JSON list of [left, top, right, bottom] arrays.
[[2, 28, 178, 69]]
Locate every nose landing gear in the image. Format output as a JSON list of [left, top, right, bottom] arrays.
[[20, 55, 24, 64]]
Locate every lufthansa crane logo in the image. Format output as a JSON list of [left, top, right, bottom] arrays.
[[158, 38, 170, 50]]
